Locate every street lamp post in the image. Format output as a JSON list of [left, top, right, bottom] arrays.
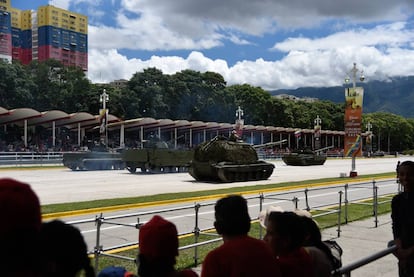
[[234, 106, 244, 140], [236, 106, 244, 121], [345, 63, 365, 177], [366, 121, 373, 157], [99, 89, 109, 146], [314, 115, 322, 150]]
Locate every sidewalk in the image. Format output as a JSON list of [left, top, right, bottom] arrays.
[[322, 213, 398, 276], [193, 214, 398, 276]]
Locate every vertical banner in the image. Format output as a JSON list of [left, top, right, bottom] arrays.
[[235, 118, 244, 138], [294, 130, 302, 148], [314, 123, 321, 150], [344, 87, 364, 157], [99, 108, 108, 136]]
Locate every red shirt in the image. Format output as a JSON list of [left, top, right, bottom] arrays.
[[201, 235, 281, 277]]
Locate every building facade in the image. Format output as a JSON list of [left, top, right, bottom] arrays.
[[0, 0, 12, 62], [0, 0, 87, 71]]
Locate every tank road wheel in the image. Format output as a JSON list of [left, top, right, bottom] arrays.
[[263, 168, 273, 179], [69, 164, 77, 171], [247, 171, 255, 181], [127, 166, 137, 173], [218, 169, 232, 182], [236, 172, 246, 182], [255, 169, 270, 180], [140, 167, 147, 173], [151, 166, 162, 173]]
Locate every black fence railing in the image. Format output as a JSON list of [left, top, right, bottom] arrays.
[[63, 178, 398, 274]]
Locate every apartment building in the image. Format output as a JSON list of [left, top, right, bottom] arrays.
[[0, 0, 88, 71]]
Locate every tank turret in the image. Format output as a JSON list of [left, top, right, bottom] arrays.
[[62, 148, 124, 171], [282, 147, 327, 166], [188, 136, 275, 182]]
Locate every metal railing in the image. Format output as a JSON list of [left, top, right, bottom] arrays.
[[64, 178, 398, 273], [0, 151, 63, 166], [333, 245, 397, 276]]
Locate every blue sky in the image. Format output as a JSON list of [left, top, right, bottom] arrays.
[[10, 0, 414, 90]]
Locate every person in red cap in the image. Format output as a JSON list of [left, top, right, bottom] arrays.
[[138, 215, 198, 277], [201, 195, 282, 277], [0, 178, 42, 276]]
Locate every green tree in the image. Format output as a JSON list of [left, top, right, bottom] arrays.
[[128, 67, 168, 118], [363, 112, 414, 152], [225, 84, 273, 125], [0, 60, 35, 108], [168, 70, 228, 121]]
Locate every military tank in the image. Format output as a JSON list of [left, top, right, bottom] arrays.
[[63, 145, 124, 171], [188, 136, 275, 182], [282, 148, 327, 166], [122, 138, 194, 173]]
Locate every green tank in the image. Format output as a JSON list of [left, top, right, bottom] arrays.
[[282, 148, 327, 166], [188, 136, 275, 182], [122, 139, 194, 173], [62, 149, 124, 170]]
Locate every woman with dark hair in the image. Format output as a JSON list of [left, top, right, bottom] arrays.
[[297, 212, 341, 274], [264, 211, 314, 277]]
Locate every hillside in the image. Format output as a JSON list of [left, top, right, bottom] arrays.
[[270, 76, 414, 118]]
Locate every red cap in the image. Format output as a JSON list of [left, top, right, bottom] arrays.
[[0, 178, 41, 235], [138, 215, 179, 260]]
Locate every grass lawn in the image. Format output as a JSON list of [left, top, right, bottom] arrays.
[[61, 171, 395, 275]]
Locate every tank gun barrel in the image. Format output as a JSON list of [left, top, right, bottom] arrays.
[[314, 145, 335, 153], [252, 139, 287, 149], [199, 135, 222, 152]]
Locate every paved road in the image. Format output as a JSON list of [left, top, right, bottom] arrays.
[[0, 157, 405, 276], [0, 157, 407, 205]]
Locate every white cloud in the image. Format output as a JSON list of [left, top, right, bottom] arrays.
[[48, 0, 70, 10], [76, 0, 414, 90], [272, 22, 414, 52], [88, 45, 414, 91]]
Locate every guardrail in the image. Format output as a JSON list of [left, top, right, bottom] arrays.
[[64, 178, 398, 273], [332, 245, 397, 276], [0, 151, 63, 166], [0, 149, 347, 167]]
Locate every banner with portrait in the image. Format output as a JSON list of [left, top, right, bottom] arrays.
[[344, 87, 364, 157], [99, 108, 108, 136], [314, 123, 321, 149], [235, 118, 244, 138]]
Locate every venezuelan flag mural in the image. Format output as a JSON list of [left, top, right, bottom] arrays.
[[344, 87, 364, 157]]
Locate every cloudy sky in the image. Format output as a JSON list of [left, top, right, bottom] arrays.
[[11, 0, 414, 90]]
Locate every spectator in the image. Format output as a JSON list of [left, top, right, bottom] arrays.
[[138, 215, 198, 277], [391, 160, 414, 277], [38, 220, 95, 277], [263, 211, 314, 277], [0, 178, 42, 277], [260, 206, 339, 275], [201, 195, 281, 277], [294, 209, 339, 275]]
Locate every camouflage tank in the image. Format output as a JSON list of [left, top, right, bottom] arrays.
[[121, 139, 194, 173], [63, 147, 124, 171], [188, 136, 275, 182], [282, 148, 327, 166]]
